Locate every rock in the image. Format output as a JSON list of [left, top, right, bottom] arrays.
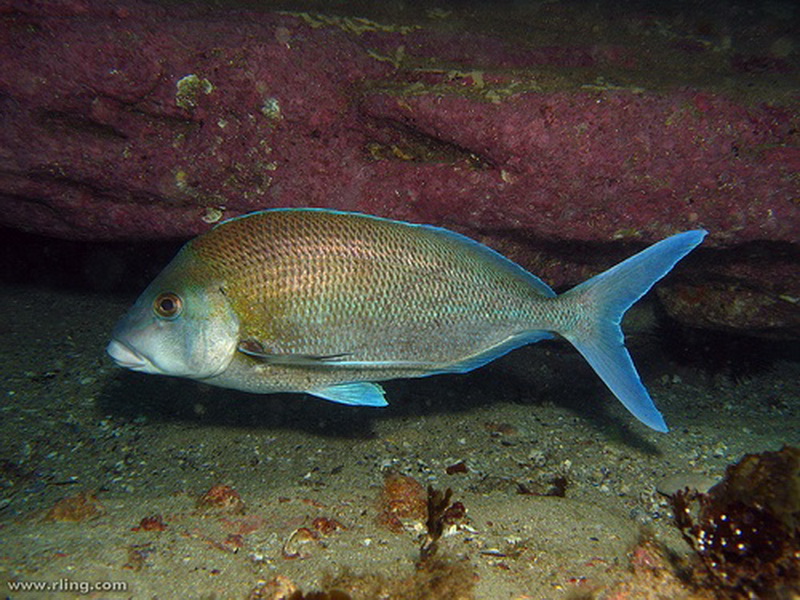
[[0, 1, 798, 336], [656, 471, 719, 497]]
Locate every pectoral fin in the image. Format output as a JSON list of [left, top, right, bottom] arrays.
[[309, 382, 388, 407], [238, 340, 352, 365], [237, 339, 442, 370]]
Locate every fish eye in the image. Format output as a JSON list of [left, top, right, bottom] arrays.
[[153, 292, 183, 319]]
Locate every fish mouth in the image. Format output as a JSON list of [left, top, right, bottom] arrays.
[[106, 339, 150, 371]]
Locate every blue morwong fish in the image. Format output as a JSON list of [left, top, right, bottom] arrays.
[[107, 208, 707, 431]]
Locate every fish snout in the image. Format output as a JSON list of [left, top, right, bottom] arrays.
[[106, 339, 149, 371]]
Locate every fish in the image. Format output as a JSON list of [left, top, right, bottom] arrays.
[[107, 208, 707, 432]]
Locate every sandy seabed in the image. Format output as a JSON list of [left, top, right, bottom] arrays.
[[0, 283, 797, 599]]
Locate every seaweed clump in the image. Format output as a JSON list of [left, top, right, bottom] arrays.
[[669, 445, 800, 599], [420, 486, 454, 561], [343, 484, 472, 599], [248, 485, 474, 600]]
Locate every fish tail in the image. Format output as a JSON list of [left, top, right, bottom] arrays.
[[557, 230, 707, 432]]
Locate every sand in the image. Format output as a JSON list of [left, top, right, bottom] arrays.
[[0, 283, 797, 599]]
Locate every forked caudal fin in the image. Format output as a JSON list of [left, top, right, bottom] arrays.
[[559, 230, 707, 432]]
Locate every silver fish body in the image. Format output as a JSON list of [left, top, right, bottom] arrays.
[[107, 208, 706, 431]]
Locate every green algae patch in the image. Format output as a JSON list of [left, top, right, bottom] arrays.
[[175, 74, 214, 110]]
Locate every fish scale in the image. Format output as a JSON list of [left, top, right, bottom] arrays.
[[191, 210, 542, 362], [107, 208, 707, 432]]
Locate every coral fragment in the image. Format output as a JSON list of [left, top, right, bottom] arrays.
[[43, 490, 105, 522], [196, 484, 246, 514]]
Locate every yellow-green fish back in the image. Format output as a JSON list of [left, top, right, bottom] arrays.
[[188, 209, 554, 368]]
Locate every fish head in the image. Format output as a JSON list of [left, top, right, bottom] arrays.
[[107, 250, 240, 380]]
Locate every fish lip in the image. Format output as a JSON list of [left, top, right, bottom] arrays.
[[106, 339, 149, 371]]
